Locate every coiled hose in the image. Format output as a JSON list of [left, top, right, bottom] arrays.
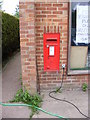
[[0, 102, 68, 120]]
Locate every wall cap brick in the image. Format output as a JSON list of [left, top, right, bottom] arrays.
[[20, 0, 70, 3], [20, 0, 87, 3]]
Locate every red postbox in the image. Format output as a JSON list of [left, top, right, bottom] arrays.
[[43, 33, 60, 71]]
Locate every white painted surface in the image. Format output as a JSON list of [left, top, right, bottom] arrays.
[[49, 46, 54, 56], [76, 6, 89, 44]]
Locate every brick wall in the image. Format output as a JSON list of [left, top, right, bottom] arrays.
[[35, 2, 68, 89], [19, 1, 37, 93], [19, 0, 88, 92]]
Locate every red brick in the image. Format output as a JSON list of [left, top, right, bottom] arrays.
[[36, 15, 46, 17], [47, 7, 57, 10], [41, 3, 52, 7], [36, 7, 46, 10], [58, 7, 68, 10], [47, 15, 57, 18], [53, 11, 63, 14], [53, 3, 63, 7], [53, 19, 62, 22], [42, 11, 51, 14]]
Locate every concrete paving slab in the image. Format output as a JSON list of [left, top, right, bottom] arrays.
[[34, 90, 88, 119], [2, 106, 30, 118]]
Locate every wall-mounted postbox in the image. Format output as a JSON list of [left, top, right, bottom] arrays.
[[43, 33, 60, 71]]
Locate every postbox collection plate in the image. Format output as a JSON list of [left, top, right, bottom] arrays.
[[43, 33, 60, 71]]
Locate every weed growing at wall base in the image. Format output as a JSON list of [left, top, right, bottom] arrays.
[[82, 83, 88, 92], [9, 88, 43, 119]]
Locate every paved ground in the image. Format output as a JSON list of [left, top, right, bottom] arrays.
[[1, 52, 88, 119], [38, 90, 88, 118], [2, 52, 21, 102]]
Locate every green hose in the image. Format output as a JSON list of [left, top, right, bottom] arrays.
[[0, 102, 68, 120]]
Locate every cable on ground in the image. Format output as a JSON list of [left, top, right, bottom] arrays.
[[49, 67, 90, 120]]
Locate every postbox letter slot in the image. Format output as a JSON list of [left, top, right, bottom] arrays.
[[46, 39, 57, 42]]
